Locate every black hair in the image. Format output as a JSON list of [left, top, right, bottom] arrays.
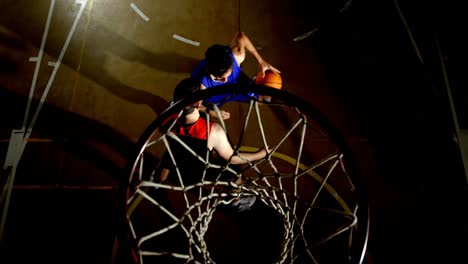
[[173, 77, 201, 101], [173, 77, 201, 115], [205, 44, 233, 77]]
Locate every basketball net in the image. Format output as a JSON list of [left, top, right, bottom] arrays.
[[124, 88, 368, 263]]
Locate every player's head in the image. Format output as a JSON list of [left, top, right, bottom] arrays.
[[173, 77, 201, 115], [205, 44, 233, 83]]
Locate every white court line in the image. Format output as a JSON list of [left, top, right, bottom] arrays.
[[1, 0, 89, 241], [173, 34, 200, 46], [293, 28, 318, 42], [130, 3, 150, 22], [48, 61, 56, 67], [22, 0, 56, 129], [18, 0, 88, 164], [1, 1, 90, 240], [0, 166, 17, 239], [29, 57, 39, 62]]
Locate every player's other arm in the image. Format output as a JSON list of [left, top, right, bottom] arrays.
[[230, 31, 281, 76]]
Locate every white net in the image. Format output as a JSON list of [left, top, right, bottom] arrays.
[[124, 86, 368, 264]]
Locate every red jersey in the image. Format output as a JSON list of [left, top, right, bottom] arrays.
[[168, 114, 212, 140]]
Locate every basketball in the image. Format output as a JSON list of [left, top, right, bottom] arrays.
[[254, 70, 282, 89]]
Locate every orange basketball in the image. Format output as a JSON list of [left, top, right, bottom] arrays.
[[254, 70, 282, 89]]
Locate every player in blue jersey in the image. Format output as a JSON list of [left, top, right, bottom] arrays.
[[191, 32, 281, 120]]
